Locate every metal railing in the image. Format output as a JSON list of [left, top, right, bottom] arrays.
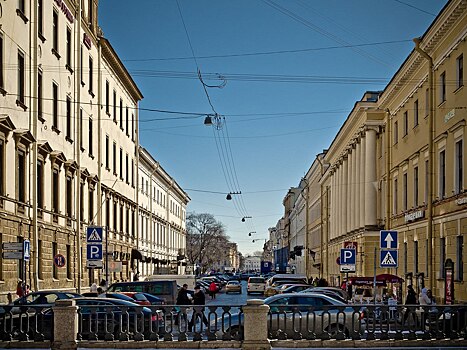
[[0, 305, 53, 341]]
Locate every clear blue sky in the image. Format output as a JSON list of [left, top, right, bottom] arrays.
[[99, 0, 447, 256]]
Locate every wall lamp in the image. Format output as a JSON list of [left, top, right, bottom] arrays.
[[226, 191, 241, 200], [248, 231, 256, 236], [242, 216, 252, 222]]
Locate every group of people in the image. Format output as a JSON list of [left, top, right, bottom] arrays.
[[90, 279, 108, 297], [176, 284, 209, 331]]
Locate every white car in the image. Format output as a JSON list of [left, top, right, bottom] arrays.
[[247, 277, 266, 295]]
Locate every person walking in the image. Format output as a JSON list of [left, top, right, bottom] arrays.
[[403, 285, 417, 325], [188, 285, 209, 332], [209, 281, 217, 299], [176, 284, 191, 326]]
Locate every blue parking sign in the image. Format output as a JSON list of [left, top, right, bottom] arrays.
[[87, 244, 103, 260], [340, 248, 356, 265]]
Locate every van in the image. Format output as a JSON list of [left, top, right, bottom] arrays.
[[145, 274, 196, 290], [247, 276, 266, 295], [107, 280, 177, 304]]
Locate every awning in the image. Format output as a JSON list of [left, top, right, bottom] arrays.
[[348, 274, 404, 286], [130, 248, 143, 261]]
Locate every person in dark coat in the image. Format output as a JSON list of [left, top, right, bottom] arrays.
[[403, 285, 417, 325], [175, 284, 191, 326], [188, 285, 209, 331]]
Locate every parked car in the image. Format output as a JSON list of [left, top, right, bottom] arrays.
[[211, 293, 363, 338], [300, 287, 349, 301], [0, 290, 82, 314], [280, 284, 311, 294], [122, 292, 164, 306], [247, 277, 266, 295], [107, 280, 177, 304], [225, 281, 242, 294]]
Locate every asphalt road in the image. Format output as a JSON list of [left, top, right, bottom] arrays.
[[205, 280, 265, 308]]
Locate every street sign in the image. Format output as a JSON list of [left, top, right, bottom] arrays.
[[340, 248, 356, 265], [53, 254, 66, 268], [23, 240, 30, 261], [86, 260, 103, 269], [3, 251, 23, 259], [86, 226, 103, 243], [340, 265, 356, 273], [2, 242, 23, 251], [380, 230, 398, 249], [380, 249, 398, 268], [87, 244, 103, 260], [108, 261, 123, 273]]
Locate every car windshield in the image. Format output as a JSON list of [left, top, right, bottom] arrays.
[[249, 278, 265, 283]]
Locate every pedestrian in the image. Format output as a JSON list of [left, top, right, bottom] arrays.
[[99, 279, 107, 291], [25, 284, 30, 295], [188, 285, 209, 332], [133, 271, 140, 282], [7, 292, 13, 304], [175, 284, 191, 326], [16, 281, 24, 298], [209, 281, 217, 299], [90, 282, 98, 293], [97, 287, 105, 297]]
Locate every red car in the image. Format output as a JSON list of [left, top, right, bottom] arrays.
[[120, 292, 151, 306]]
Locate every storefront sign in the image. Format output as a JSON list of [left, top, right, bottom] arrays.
[[83, 33, 92, 49], [405, 210, 425, 223], [444, 258, 454, 304], [54, 0, 74, 23], [456, 196, 467, 205]]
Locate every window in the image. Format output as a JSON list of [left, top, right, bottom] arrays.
[[52, 10, 59, 54], [105, 81, 110, 114], [80, 182, 84, 221], [403, 173, 407, 211], [393, 121, 398, 144], [125, 154, 129, 184], [404, 242, 408, 274], [425, 88, 429, 117], [457, 54, 464, 89], [413, 166, 419, 207], [17, 51, 25, 104], [131, 113, 135, 141], [52, 168, 59, 217], [66, 97, 72, 140], [126, 107, 129, 135], [131, 159, 134, 187], [0, 34, 4, 91], [440, 237, 445, 278], [113, 201, 117, 231], [457, 235, 464, 281], [79, 109, 83, 149], [37, 160, 44, 210], [403, 111, 408, 136], [113, 142, 117, 175], [120, 98, 123, 129], [455, 140, 463, 194], [414, 240, 418, 274], [393, 178, 398, 214], [66, 28, 72, 69], [66, 176, 72, 222], [425, 160, 429, 204], [113, 90, 117, 123], [80, 46, 83, 84], [105, 196, 110, 228], [18, 0, 26, 15], [38, 70, 43, 120], [66, 245, 72, 279], [88, 117, 93, 156], [126, 207, 130, 235], [88, 187, 94, 223], [88, 56, 93, 94], [17, 150, 26, 204], [439, 150, 446, 199], [119, 147, 123, 179], [439, 72, 446, 103], [414, 100, 419, 127], [105, 135, 109, 169], [52, 83, 58, 129], [52, 242, 58, 279], [120, 204, 124, 233], [88, 0, 93, 29], [38, 0, 43, 38]]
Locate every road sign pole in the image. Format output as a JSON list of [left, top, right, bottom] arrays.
[[105, 226, 109, 286], [373, 246, 377, 305]]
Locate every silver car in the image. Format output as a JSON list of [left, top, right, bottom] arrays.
[[212, 292, 363, 339]]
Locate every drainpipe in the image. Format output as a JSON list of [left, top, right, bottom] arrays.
[[413, 37, 434, 291], [385, 109, 391, 229]]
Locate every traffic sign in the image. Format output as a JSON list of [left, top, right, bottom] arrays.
[[108, 261, 123, 273], [23, 240, 30, 261], [86, 260, 103, 269], [2, 242, 23, 251], [86, 226, 103, 243], [87, 244, 103, 260], [53, 254, 66, 268], [380, 230, 398, 249], [380, 249, 398, 267], [3, 251, 23, 259], [340, 265, 356, 273], [340, 248, 356, 265]]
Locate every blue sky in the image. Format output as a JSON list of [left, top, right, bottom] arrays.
[[99, 0, 447, 256]]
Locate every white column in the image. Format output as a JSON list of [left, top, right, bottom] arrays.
[[331, 171, 336, 239], [348, 150, 354, 232], [342, 157, 348, 235], [365, 127, 378, 226], [354, 141, 361, 230], [360, 136, 366, 227]]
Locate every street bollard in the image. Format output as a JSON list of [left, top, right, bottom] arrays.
[[52, 299, 78, 350], [242, 299, 271, 350]]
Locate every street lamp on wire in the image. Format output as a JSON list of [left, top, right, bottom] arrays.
[[242, 216, 252, 222], [226, 191, 241, 200]]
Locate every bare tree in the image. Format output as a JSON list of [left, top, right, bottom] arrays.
[[186, 212, 230, 272]]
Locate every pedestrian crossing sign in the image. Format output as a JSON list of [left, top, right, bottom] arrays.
[[86, 226, 103, 243], [380, 249, 398, 268]]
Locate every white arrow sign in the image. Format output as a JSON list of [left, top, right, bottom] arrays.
[[384, 234, 394, 249]]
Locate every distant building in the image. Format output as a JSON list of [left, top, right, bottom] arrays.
[[243, 256, 261, 272]]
